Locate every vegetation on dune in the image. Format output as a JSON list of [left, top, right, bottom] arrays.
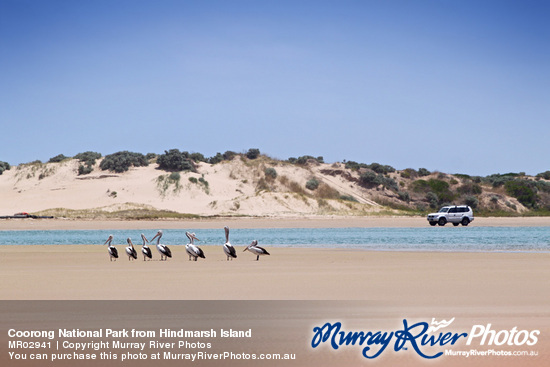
[[305, 178, 320, 191], [100, 151, 148, 173], [34, 206, 200, 220], [48, 154, 70, 163], [264, 167, 277, 179], [0, 161, 10, 175], [288, 155, 324, 165], [156, 172, 182, 198], [156, 149, 197, 172], [74, 151, 102, 175], [5, 148, 550, 217], [246, 148, 260, 160]]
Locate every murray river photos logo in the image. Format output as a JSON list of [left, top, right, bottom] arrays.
[[311, 318, 540, 359]]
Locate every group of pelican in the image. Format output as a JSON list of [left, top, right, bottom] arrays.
[[103, 226, 270, 262]]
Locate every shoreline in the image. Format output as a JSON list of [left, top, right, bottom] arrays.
[[1, 245, 549, 302], [1, 215, 550, 230]]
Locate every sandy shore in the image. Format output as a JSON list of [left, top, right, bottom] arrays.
[[1, 218, 548, 366], [0, 246, 548, 304], [1, 215, 550, 230], [1, 247, 548, 366]]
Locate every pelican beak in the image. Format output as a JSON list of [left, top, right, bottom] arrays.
[[243, 247, 248, 252]]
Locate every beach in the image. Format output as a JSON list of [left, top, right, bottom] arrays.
[[1, 217, 548, 366], [1, 216, 549, 301], [1, 215, 550, 230]]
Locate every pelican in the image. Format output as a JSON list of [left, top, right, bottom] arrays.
[[140, 233, 152, 261], [243, 240, 270, 261], [126, 237, 137, 261], [185, 232, 205, 261], [151, 230, 172, 261], [104, 234, 118, 261], [223, 226, 237, 260], [125, 238, 138, 261]]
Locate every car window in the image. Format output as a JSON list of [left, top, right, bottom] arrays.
[[449, 207, 458, 213], [438, 208, 449, 213]]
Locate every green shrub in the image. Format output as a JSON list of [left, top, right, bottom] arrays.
[[505, 180, 538, 208], [157, 149, 196, 172], [246, 148, 260, 160], [48, 154, 69, 163], [190, 152, 207, 163], [426, 192, 439, 208], [483, 173, 520, 188], [208, 153, 224, 164], [535, 180, 550, 193], [208, 151, 238, 164], [156, 173, 182, 197], [223, 151, 237, 160], [0, 161, 10, 175], [74, 151, 102, 165], [359, 171, 377, 186], [100, 151, 148, 173], [458, 183, 482, 195], [379, 175, 398, 191], [264, 167, 277, 179], [418, 168, 431, 177], [400, 168, 417, 179], [169, 172, 181, 181], [345, 161, 368, 170], [537, 171, 550, 180], [78, 164, 93, 175], [199, 176, 209, 188], [306, 178, 320, 190], [73, 151, 101, 175], [411, 179, 430, 192], [398, 191, 410, 202], [294, 155, 323, 165], [454, 173, 472, 180], [369, 162, 395, 174], [464, 195, 479, 209], [414, 179, 455, 205]]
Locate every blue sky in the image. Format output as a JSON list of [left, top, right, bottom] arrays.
[[1, 0, 548, 176]]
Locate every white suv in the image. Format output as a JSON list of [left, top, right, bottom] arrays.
[[427, 205, 474, 226]]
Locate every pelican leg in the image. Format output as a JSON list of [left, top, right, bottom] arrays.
[[256, 255, 259, 261]]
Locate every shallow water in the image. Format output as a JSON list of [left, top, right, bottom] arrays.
[[1, 227, 549, 252]]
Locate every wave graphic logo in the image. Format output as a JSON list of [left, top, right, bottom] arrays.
[[427, 318, 455, 333]]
